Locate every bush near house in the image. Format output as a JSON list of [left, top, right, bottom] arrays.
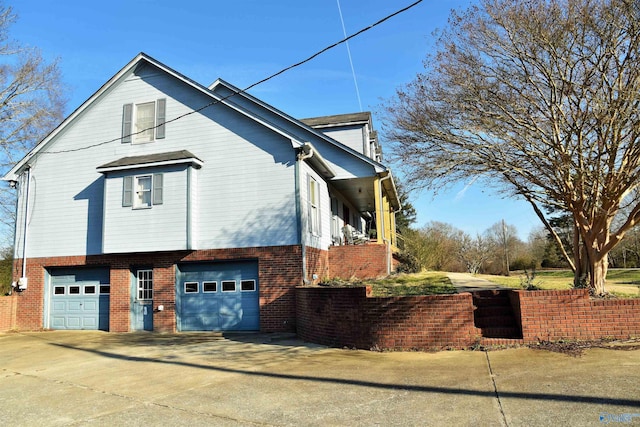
[[0, 249, 12, 295]]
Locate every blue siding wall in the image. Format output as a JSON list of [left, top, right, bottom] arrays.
[[16, 63, 299, 258]]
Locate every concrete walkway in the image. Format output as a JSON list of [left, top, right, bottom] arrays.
[[1, 331, 639, 426], [447, 272, 507, 293]]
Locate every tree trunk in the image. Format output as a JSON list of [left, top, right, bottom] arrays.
[[591, 254, 608, 296]]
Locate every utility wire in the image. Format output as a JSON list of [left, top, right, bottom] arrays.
[[337, 0, 363, 112], [39, 0, 423, 156]]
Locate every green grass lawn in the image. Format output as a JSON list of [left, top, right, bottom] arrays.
[[325, 269, 640, 298], [477, 269, 640, 298], [325, 271, 457, 297]]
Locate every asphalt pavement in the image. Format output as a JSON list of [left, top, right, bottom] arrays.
[[0, 331, 639, 426]]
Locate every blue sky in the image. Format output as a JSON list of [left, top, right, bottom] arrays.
[[10, 0, 540, 240]]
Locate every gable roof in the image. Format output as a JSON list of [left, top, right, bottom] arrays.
[[2, 53, 399, 209]]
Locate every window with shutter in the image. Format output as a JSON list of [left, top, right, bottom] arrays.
[[123, 174, 164, 209], [121, 99, 167, 143]]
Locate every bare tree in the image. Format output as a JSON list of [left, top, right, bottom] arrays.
[[384, 0, 640, 295], [0, 4, 66, 239], [485, 220, 519, 275], [457, 233, 492, 275]]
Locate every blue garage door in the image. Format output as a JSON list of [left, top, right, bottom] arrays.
[[177, 261, 259, 331], [49, 268, 110, 330]]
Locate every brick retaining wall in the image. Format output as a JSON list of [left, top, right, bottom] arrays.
[[0, 296, 17, 331], [296, 287, 478, 350], [512, 289, 640, 342], [296, 287, 640, 351]]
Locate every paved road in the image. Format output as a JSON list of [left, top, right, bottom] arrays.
[[1, 331, 639, 426], [447, 272, 506, 292]]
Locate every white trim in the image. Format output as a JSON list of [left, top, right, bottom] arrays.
[[184, 281, 199, 293], [97, 157, 203, 173], [221, 280, 236, 293], [202, 281, 217, 293]]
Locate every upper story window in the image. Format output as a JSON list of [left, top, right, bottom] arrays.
[[121, 99, 166, 144], [122, 174, 163, 209]]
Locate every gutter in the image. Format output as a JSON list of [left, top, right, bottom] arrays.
[[296, 145, 315, 285]]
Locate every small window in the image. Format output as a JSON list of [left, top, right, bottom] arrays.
[[54, 286, 65, 295], [222, 281, 236, 292], [122, 99, 166, 144], [84, 285, 96, 294], [135, 175, 152, 208], [203, 281, 217, 293], [134, 102, 156, 143], [69, 286, 80, 295], [99, 285, 110, 294], [137, 269, 153, 300], [308, 176, 320, 235], [123, 174, 163, 208], [241, 280, 256, 292], [185, 282, 199, 293]]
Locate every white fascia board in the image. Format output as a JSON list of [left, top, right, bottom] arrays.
[[97, 157, 203, 173], [3, 53, 151, 181]]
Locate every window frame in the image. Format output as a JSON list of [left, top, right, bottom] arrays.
[[134, 101, 156, 143], [240, 280, 256, 292], [308, 176, 320, 236], [221, 280, 237, 293], [136, 269, 153, 301], [122, 99, 167, 144], [123, 173, 163, 209], [203, 281, 217, 293], [184, 281, 199, 294]]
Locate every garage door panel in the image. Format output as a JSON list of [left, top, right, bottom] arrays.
[[177, 262, 259, 332], [48, 268, 110, 331]]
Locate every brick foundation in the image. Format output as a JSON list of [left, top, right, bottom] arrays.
[[8, 245, 303, 333], [328, 243, 389, 279], [305, 246, 329, 284]]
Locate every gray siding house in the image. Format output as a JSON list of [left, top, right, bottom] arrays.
[[3, 53, 400, 333]]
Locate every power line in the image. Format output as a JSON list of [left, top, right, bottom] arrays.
[[40, 0, 423, 156], [337, 0, 363, 112]]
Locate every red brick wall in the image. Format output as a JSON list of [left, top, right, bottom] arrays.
[[0, 296, 17, 331], [328, 244, 389, 279], [11, 245, 303, 333], [296, 287, 478, 350], [305, 247, 329, 284], [513, 289, 640, 342]]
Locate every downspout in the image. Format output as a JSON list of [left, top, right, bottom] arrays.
[[378, 173, 392, 275], [296, 145, 314, 284], [20, 166, 32, 288]]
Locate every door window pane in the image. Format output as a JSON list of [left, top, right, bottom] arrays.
[[137, 269, 153, 300]]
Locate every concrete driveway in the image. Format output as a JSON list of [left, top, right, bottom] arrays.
[[1, 331, 639, 426]]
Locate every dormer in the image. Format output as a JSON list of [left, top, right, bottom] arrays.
[[300, 112, 382, 162]]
